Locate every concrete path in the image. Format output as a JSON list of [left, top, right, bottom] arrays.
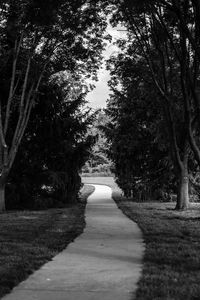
[[2, 185, 144, 300]]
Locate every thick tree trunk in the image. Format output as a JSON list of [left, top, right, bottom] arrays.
[[175, 167, 189, 210], [0, 183, 6, 212]]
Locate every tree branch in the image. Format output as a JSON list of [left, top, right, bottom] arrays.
[[4, 35, 23, 135]]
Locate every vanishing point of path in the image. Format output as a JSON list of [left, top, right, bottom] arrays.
[[2, 185, 144, 300]]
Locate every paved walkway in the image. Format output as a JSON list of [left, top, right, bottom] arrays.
[[2, 185, 144, 300]]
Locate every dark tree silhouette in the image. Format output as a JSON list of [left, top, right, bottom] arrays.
[[0, 0, 108, 210]]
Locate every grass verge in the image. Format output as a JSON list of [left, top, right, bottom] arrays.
[[83, 176, 200, 299], [81, 176, 117, 188], [0, 184, 94, 298], [113, 191, 200, 300]]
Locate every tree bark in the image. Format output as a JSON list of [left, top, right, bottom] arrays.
[[0, 172, 8, 212], [0, 181, 6, 212], [175, 165, 189, 210]]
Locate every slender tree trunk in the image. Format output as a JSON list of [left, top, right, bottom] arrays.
[[0, 171, 8, 212], [0, 181, 6, 212], [175, 162, 189, 210]]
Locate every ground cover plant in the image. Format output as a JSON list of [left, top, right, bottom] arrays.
[[0, 184, 94, 298]]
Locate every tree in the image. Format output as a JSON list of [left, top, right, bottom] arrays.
[[83, 110, 113, 175], [7, 76, 96, 209], [107, 0, 200, 209], [105, 55, 173, 199], [0, 0, 108, 210]]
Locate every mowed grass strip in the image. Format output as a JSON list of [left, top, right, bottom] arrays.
[[0, 184, 94, 298], [113, 191, 200, 300], [81, 176, 116, 187]]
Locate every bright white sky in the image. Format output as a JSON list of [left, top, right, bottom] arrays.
[[86, 22, 126, 109]]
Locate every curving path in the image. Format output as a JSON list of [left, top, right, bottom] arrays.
[[2, 185, 144, 300]]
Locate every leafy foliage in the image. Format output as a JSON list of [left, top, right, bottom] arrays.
[[0, 0, 108, 209], [82, 110, 113, 176], [105, 55, 175, 199], [6, 78, 96, 209], [105, 0, 200, 208]]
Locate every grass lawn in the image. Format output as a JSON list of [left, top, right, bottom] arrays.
[[82, 176, 200, 300], [81, 176, 117, 187], [0, 184, 94, 298], [113, 193, 200, 300]]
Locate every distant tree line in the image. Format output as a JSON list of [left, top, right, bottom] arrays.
[[82, 110, 113, 176], [104, 0, 200, 210]]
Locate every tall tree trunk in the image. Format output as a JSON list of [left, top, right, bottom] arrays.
[[0, 180, 6, 212], [0, 171, 8, 212], [175, 160, 189, 210]]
